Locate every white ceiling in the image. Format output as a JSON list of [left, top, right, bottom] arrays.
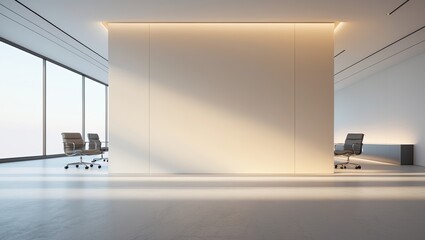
[[3, 0, 425, 89]]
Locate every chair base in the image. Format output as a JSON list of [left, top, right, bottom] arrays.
[[65, 156, 101, 169], [335, 161, 361, 169], [91, 154, 108, 162]]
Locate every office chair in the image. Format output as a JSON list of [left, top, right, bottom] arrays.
[[87, 133, 109, 162], [334, 133, 364, 169], [62, 132, 102, 169]]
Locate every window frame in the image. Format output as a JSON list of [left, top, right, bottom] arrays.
[[0, 37, 108, 163]]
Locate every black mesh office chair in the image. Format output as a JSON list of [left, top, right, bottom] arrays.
[[87, 133, 108, 162], [334, 133, 364, 169], [62, 132, 102, 169]]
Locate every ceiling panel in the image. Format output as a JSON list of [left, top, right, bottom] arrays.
[[2, 0, 424, 88]]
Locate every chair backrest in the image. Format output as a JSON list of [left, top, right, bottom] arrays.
[[61, 132, 84, 153], [87, 133, 101, 150], [343, 133, 364, 155]]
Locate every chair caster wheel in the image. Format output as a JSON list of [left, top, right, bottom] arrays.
[[91, 160, 95, 163], [103, 159, 105, 162], [343, 166, 347, 169], [64, 166, 69, 169], [355, 166, 361, 169], [107, 160, 108, 162], [85, 166, 89, 169], [76, 165, 79, 168], [90, 164, 93, 167], [98, 165, 101, 169], [334, 165, 337, 169]]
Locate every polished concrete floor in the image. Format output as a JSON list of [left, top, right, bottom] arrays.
[[1, 156, 425, 240]]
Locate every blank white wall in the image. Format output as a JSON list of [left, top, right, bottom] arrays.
[[109, 23, 333, 174], [295, 24, 334, 173], [335, 52, 425, 166], [109, 24, 150, 173], [149, 24, 295, 173]]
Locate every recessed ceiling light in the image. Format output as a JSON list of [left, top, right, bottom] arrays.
[[334, 22, 344, 33], [101, 22, 109, 31]]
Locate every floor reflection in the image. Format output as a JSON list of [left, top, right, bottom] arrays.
[[1, 157, 425, 240]]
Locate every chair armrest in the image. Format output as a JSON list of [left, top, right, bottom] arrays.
[[86, 141, 97, 149], [334, 143, 343, 151], [63, 142, 76, 151], [63, 142, 80, 156], [351, 143, 361, 155]]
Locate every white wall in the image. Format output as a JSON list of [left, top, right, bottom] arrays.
[[295, 24, 334, 173], [108, 24, 150, 173], [335, 52, 425, 166], [149, 24, 295, 173], [109, 23, 333, 174]]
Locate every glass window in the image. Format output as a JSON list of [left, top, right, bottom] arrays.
[[85, 78, 106, 142], [46, 62, 82, 154], [0, 42, 43, 158]]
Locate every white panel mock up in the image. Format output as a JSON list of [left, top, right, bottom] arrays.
[[108, 24, 150, 174], [294, 24, 334, 173], [108, 23, 334, 174], [149, 24, 295, 173]]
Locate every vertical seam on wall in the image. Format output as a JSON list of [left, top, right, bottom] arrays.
[[82, 76, 85, 140], [293, 24, 296, 174], [42, 59, 46, 156], [105, 86, 108, 144], [148, 24, 151, 175]]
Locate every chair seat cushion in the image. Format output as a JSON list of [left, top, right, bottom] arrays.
[[82, 149, 102, 155], [334, 149, 354, 155]]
